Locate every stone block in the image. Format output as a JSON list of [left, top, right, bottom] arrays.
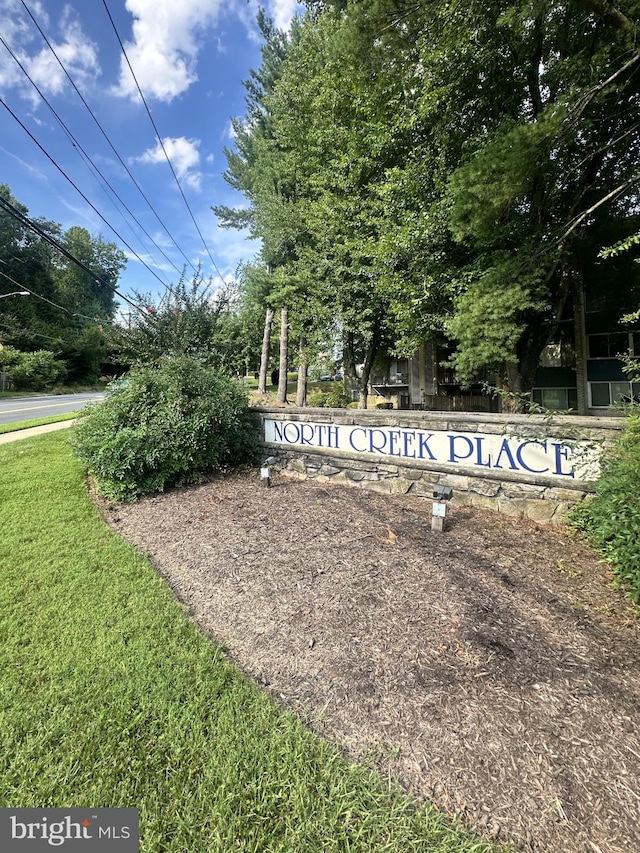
[[400, 468, 424, 481], [501, 482, 546, 498], [285, 458, 307, 473], [523, 500, 557, 523], [497, 498, 528, 518], [389, 478, 412, 495], [441, 474, 471, 491], [470, 493, 500, 511], [451, 491, 473, 506], [408, 481, 436, 496], [320, 464, 343, 477], [469, 478, 501, 497], [544, 487, 585, 502], [346, 469, 380, 482]]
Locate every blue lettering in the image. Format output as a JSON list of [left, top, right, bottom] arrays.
[[349, 427, 367, 452], [369, 429, 388, 454], [272, 420, 285, 442], [494, 438, 518, 470], [283, 422, 300, 444], [552, 442, 575, 478], [417, 432, 436, 460], [402, 430, 416, 459], [299, 423, 315, 446], [515, 440, 550, 474], [474, 436, 492, 468], [327, 425, 339, 449], [449, 435, 474, 464], [388, 430, 402, 457]]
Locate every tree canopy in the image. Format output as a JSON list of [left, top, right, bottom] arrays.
[[0, 184, 126, 385], [219, 0, 640, 402]]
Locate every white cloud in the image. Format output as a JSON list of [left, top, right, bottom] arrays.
[[136, 136, 204, 191], [116, 0, 224, 102], [113, 0, 301, 103], [0, 2, 99, 103], [267, 0, 300, 33], [25, 13, 99, 97]]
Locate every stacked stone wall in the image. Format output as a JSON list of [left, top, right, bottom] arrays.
[[253, 407, 623, 525]]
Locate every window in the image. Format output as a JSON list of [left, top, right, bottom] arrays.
[[531, 388, 578, 411], [589, 381, 640, 408], [588, 332, 631, 359]]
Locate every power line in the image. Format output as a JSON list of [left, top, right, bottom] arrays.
[[101, 0, 228, 289], [0, 268, 100, 323], [0, 96, 179, 295], [0, 194, 142, 313], [0, 32, 180, 290], [18, 0, 197, 280]]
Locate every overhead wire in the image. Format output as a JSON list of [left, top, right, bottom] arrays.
[[0, 32, 180, 291], [18, 0, 197, 282], [0, 268, 78, 317], [101, 0, 229, 290], [0, 194, 143, 313], [0, 96, 178, 296]]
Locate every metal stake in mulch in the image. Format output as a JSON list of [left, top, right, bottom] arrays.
[[260, 456, 278, 487], [432, 484, 453, 532]]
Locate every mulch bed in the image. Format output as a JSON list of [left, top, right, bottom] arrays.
[[98, 470, 640, 853]]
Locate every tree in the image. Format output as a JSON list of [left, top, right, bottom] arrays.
[[299, 0, 639, 407], [0, 185, 127, 384], [111, 271, 234, 369]]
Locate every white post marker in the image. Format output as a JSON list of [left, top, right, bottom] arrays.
[[260, 456, 278, 487], [431, 500, 446, 532], [431, 484, 453, 533]]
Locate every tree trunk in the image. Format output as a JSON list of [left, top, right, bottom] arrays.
[[295, 335, 307, 407], [573, 275, 589, 415], [502, 361, 526, 412], [277, 306, 289, 403], [357, 328, 382, 410], [258, 305, 275, 395]]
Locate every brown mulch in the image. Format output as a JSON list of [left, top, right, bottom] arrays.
[[98, 471, 640, 853]]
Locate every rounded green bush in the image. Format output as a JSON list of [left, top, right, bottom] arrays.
[[571, 412, 640, 603], [71, 357, 259, 501]]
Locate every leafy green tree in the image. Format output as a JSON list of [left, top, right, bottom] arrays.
[[111, 271, 235, 369], [0, 185, 126, 384], [366, 1, 640, 403], [10, 350, 67, 391]]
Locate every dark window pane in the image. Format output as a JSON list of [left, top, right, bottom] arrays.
[[543, 389, 567, 410], [609, 333, 629, 358], [589, 335, 609, 358], [590, 383, 611, 407]]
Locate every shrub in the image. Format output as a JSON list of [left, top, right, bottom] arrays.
[[569, 411, 640, 603], [10, 350, 67, 391], [71, 357, 259, 501], [307, 387, 352, 408]]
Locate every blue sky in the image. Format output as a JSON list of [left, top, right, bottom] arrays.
[[0, 0, 300, 306]]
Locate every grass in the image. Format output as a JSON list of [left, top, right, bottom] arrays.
[[0, 412, 77, 434], [0, 431, 508, 853]]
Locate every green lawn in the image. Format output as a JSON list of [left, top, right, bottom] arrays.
[[0, 431, 507, 853], [0, 412, 77, 434]]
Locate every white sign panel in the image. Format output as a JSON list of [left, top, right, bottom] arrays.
[[263, 418, 601, 481]]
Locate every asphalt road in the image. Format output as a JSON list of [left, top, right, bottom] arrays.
[[0, 392, 105, 425]]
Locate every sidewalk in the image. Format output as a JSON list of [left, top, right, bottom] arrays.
[[0, 419, 77, 445]]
